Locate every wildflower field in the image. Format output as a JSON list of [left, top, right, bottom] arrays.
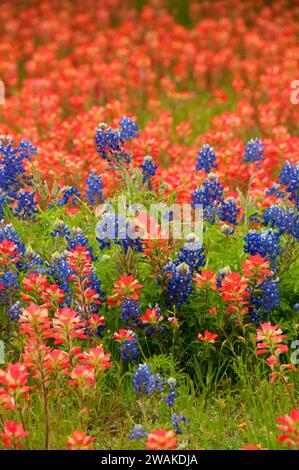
[[0, 0, 299, 452]]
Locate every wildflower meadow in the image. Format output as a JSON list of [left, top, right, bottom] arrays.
[[0, 0, 298, 455]]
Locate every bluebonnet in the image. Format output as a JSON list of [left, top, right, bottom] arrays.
[[13, 190, 37, 219], [0, 135, 36, 197], [217, 197, 239, 225], [133, 364, 157, 395], [163, 261, 193, 307], [89, 269, 105, 300], [278, 161, 299, 210], [95, 117, 138, 166], [163, 235, 205, 307], [0, 271, 19, 304], [141, 155, 157, 189], [118, 332, 140, 362], [119, 116, 139, 141], [196, 144, 217, 173], [293, 304, 299, 311], [171, 413, 190, 435], [163, 378, 178, 407], [191, 173, 223, 222], [96, 211, 143, 253], [243, 138, 264, 163], [250, 278, 280, 313], [7, 301, 22, 321], [177, 234, 205, 273], [50, 220, 70, 238], [120, 298, 141, 326], [244, 229, 282, 269], [128, 425, 148, 440], [56, 186, 80, 206], [48, 252, 73, 302], [262, 205, 299, 240], [86, 170, 104, 205], [266, 183, 285, 199]]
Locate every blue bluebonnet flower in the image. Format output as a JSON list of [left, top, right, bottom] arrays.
[[251, 278, 280, 313], [266, 183, 285, 199], [293, 304, 299, 311], [163, 378, 178, 407], [278, 161, 299, 210], [243, 138, 264, 163], [141, 155, 157, 189], [191, 173, 223, 222], [119, 116, 139, 141], [56, 186, 80, 206], [0, 271, 19, 304], [262, 205, 299, 240], [7, 301, 22, 321], [177, 234, 205, 273], [50, 220, 70, 238], [244, 229, 282, 269], [48, 252, 73, 302], [196, 144, 217, 173], [163, 261, 193, 307], [128, 425, 148, 440], [89, 269, 105, 299], [171, 413, 190, 435], [86, 170, 104, 205], [95, 118, 138, 166], [96, 211, 143, 253], [0, 135, 36, 197], [118, 332, 140, 362], [133, 364, 157, 395], [163, 235, 205, 307], [120, 298, 141, 326], [13, 190, 37, 219], [217, 197, 239, 225]]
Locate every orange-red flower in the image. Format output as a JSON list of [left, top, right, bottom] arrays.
[[67, 430, 94, 450], [146, 429, 177, 450], [112, 275, 143, 300], [193, 270, 217, 290], [242, 254, 272, 282], [198, 330, 218, 344], [0, 421, 29, 448], [277, 409, 299, 449]]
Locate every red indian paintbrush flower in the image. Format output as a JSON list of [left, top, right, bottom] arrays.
[[52, 308, 86, 345], [19, 303, 51, 338], [79, 347, 112, 373], [140, 306, 163, 325], [146, 429, 177, 450], [242, 254, 272, 282], [255, 322, 288, 355], [114, 329, 134, 342], [198, 330, 218, 344], [112, 274, 143, 300], [193, 270, 217, 290], [276, 409, 299, 449], [0, 240, 19, 266], [0, 421, 29, 448], [67, 430, 94, 450]]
